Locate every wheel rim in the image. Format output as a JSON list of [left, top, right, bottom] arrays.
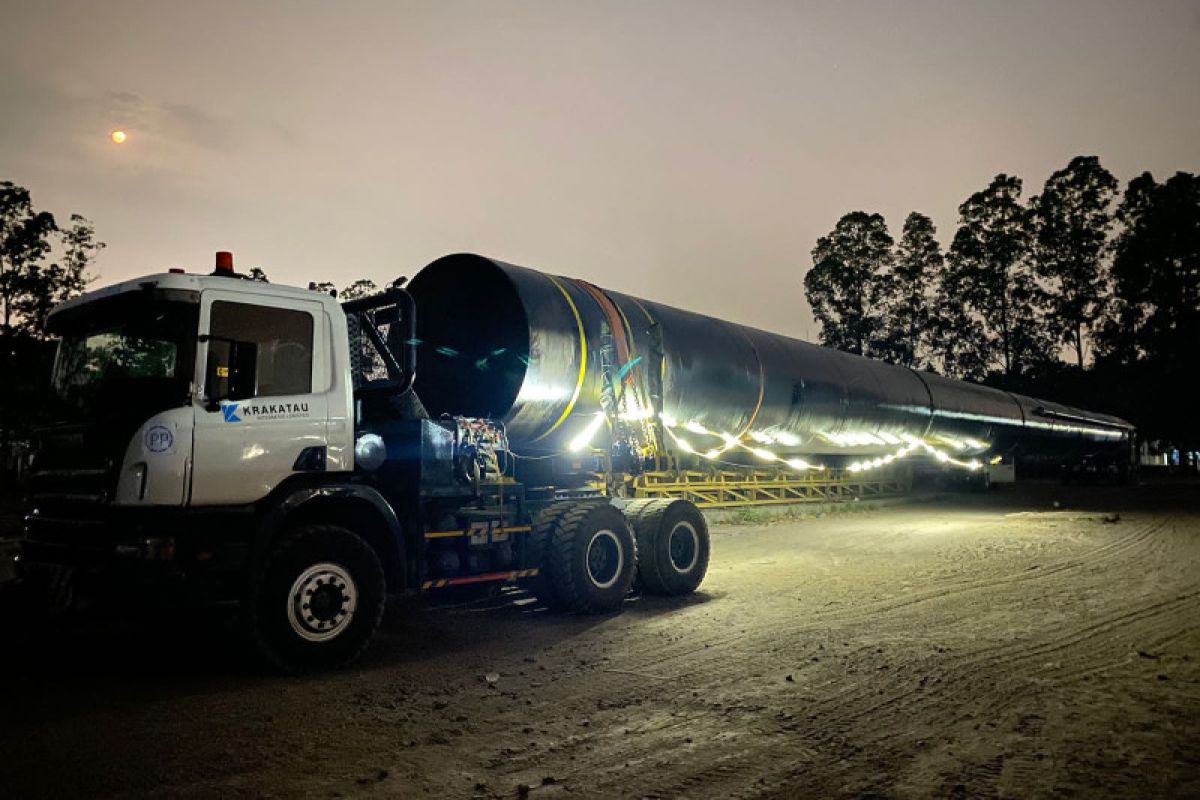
[[668, 521, 699, 574], [586, 530, 624, 589], [286, 562, 358, 642]]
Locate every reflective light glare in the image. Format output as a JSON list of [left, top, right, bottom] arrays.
[[660, 420, 982, 474], [518, 383, 570, 403], [618, 394, 653, 421], [820, 430, 888, 447], [568, 412, 607, 452], [774, 432, 800, 447], [670, 432, 695, 453], [111, 130, 127, 144]]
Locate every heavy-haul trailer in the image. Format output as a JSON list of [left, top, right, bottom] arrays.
[[18, 252, 1134, 671]]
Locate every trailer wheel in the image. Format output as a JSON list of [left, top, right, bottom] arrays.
[[524, 502, 575, 607], [612, 497, 657, 519], [615, 498, 661, 591], [632, 499, 710, 596], [543, 502, 637, 614], [246, 524, 386, 673]]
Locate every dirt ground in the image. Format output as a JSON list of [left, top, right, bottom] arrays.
[[1, 479, 1198, 799]]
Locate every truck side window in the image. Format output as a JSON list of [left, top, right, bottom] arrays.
[[208, 301, 314, 398]]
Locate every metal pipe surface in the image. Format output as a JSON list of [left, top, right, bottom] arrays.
[[407, 254, 1133, 459]]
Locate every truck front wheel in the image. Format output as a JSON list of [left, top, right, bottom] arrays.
[[246, 524, 386, 673]]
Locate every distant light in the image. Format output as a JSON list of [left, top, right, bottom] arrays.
[[111, 130, 128, 144]]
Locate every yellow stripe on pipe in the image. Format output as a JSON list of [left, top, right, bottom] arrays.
[[532, 274, 589, 442]]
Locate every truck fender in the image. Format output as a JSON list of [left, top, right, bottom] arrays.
[[254, 482, 414, 592]]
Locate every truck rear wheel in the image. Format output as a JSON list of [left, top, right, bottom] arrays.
[[631, 499, 710, 596], [524, 502, 573, 607], [542, 502, 636, 614], [246, 523, 386, 673]]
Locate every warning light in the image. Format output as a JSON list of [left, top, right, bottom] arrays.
[[214, 251, 234, 275]]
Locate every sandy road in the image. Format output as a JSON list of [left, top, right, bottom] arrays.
[[2, 479, 1198, 799]]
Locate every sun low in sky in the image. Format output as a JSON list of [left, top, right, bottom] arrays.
[[110, 130, 127, 144]]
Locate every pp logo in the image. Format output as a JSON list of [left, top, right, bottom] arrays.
[[145, 425, 174, 453], [222, 404, 242, 423]]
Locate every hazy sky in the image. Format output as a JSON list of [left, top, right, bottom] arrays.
[[3, 0, 1198, 337]]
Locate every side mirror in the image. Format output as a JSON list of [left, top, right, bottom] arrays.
[[201, 334, 258, 411]]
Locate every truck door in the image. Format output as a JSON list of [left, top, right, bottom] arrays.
[[191, 290, 330, 506]]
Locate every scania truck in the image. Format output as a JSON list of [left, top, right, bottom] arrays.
[[19, 253, 710, 671]]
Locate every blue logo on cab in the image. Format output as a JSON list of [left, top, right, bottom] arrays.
[[222, 404, 241, 423], [145, 425, 173, 453]]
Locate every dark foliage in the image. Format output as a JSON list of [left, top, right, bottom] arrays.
[[806, 161, 1200, 449], [1, 183, 102, 472]]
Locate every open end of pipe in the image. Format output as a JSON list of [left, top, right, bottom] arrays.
[[408, 254, 530, 419]]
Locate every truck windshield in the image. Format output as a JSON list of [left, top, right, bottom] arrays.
[[49, 291, 199, 414]]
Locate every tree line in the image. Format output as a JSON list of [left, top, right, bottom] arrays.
[[1, 181, 104, 472], [803, 158, 1200, 450], [249, 269, 380, 302]]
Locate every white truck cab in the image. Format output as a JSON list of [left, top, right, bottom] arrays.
[[47, 259, 354, 510]]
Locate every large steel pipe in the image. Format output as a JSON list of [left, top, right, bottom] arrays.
[[407, 254, 1133, 458]]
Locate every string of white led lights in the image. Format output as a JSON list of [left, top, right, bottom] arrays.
[[568, 409, 986, 474]]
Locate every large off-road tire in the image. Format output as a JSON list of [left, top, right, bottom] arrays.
[[631, 499, 710, 596], [611, 498, 658, 519], [614, 498, 663, 592], [245, 524, 386, 673], [541, 501, 637, 614], [523, 502, 574, 607]]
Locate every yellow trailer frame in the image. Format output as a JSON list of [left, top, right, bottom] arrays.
[[627, 467, 911, 509]]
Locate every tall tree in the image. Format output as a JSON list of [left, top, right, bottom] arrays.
[[0, 182, 100, 473], [1103, 171, 1200, 364], [1096, 171, 1200, 445], [1029, 156, 1118, 366], [17, 215, 101, 336], [946, 174, 1049, 381], [0, 181, 58, 334], [804, 211, 893, 357], [877, 212, 940, 368]]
